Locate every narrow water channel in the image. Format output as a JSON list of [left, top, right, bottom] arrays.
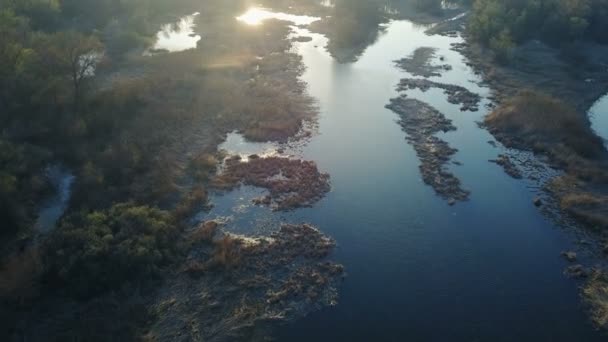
[[203, 9, 605, 341]]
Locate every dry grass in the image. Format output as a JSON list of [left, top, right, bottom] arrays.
[[189, 153, 219, 182], [488, 91, 608, 231], [189, 220, 218, 244], [0, 247, 41, 301], [485, 90, 605, 160], [560, 192, 608, 229], [584, 271, 608, 328], [173, 185, 208, 221], [210, 235, 242, 269]]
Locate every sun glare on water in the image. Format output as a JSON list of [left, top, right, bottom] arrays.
[[237, 8, 275, 25], [236, 7, 319, 26]]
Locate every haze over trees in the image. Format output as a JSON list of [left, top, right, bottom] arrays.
[[468, 0, 608, 58]]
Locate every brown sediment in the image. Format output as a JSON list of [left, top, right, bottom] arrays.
[[150, 223, 344, 341], [210, 156, 330, 211], [489, 154, 522, 179], [395, 47, 452, 78], [386, 96, 470, 203]]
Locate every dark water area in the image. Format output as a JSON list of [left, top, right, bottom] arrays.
[[200, 9, 608, 341], [34, 166, 74, 235]]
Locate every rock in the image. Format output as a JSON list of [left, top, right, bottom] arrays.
[[489, 154, 523, 179], [292, 36, 313, 43], [564, 264, 588, 278], [533, 197, 543, 207], [561, 251, 577, 262]]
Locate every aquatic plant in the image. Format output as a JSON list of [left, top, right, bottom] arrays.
[[211, 156, 331, 210]]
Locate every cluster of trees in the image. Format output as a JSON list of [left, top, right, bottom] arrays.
[[468, 0, 608, 59], [44, 203, 179, 298], [0, 0, 202, 239]]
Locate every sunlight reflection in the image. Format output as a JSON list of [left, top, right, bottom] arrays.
[[236, 8, 274, 25], [236, 7, 319, 26]]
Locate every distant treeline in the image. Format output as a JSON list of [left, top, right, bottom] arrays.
[[468, 0, 608, 58]]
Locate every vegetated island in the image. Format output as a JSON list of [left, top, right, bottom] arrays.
[[386, 96, 470, 204]]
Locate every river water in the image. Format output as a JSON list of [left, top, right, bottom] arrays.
[[196, 8, 608, 341], [590, 95, 608, 147], [147, 12, 201, 53]]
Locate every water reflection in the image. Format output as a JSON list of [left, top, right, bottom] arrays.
[[237, 7, 319, 26], [35, 166, 75, 234], [589, 94, 608, 147], [146, 12, 201, 54]]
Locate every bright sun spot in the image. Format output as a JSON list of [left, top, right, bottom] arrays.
[[236, 8, 274, 26]]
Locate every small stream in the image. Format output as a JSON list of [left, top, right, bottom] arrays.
[[195, 7, 607, 341], [34, 166, 75, 234]]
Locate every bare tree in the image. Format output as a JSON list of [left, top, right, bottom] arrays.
[[39, 30, 104, 111]]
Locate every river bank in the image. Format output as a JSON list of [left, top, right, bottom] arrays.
[[431, 8, 608, 331]]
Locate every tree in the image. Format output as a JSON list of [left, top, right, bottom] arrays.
[[45, 203, 179, 298], [36, 30, 103, 111]]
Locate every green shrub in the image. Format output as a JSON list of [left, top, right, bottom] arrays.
[[44, 203, 180, 298]]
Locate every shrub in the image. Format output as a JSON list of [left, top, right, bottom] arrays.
[[44, 203, 179, 298], [485, 90, 605, 160]]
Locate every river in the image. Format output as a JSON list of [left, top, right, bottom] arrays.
[[590, 94, 608, 148], [194, 7, 608, 341]]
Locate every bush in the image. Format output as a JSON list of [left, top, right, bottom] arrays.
[[468, 0, 608, 48], [485, 90, 605, 160], [44, 203, 180, 298]]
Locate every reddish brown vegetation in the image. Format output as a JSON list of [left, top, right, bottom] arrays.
[[0, 248, 41, 302], [189, 220, 218, 244], [211, 156, 331, 210]]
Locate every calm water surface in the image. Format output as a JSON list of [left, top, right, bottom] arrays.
[[147, 12, 201, 53], [590, 95, 608, 147], [204, 10, 606, 341]]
